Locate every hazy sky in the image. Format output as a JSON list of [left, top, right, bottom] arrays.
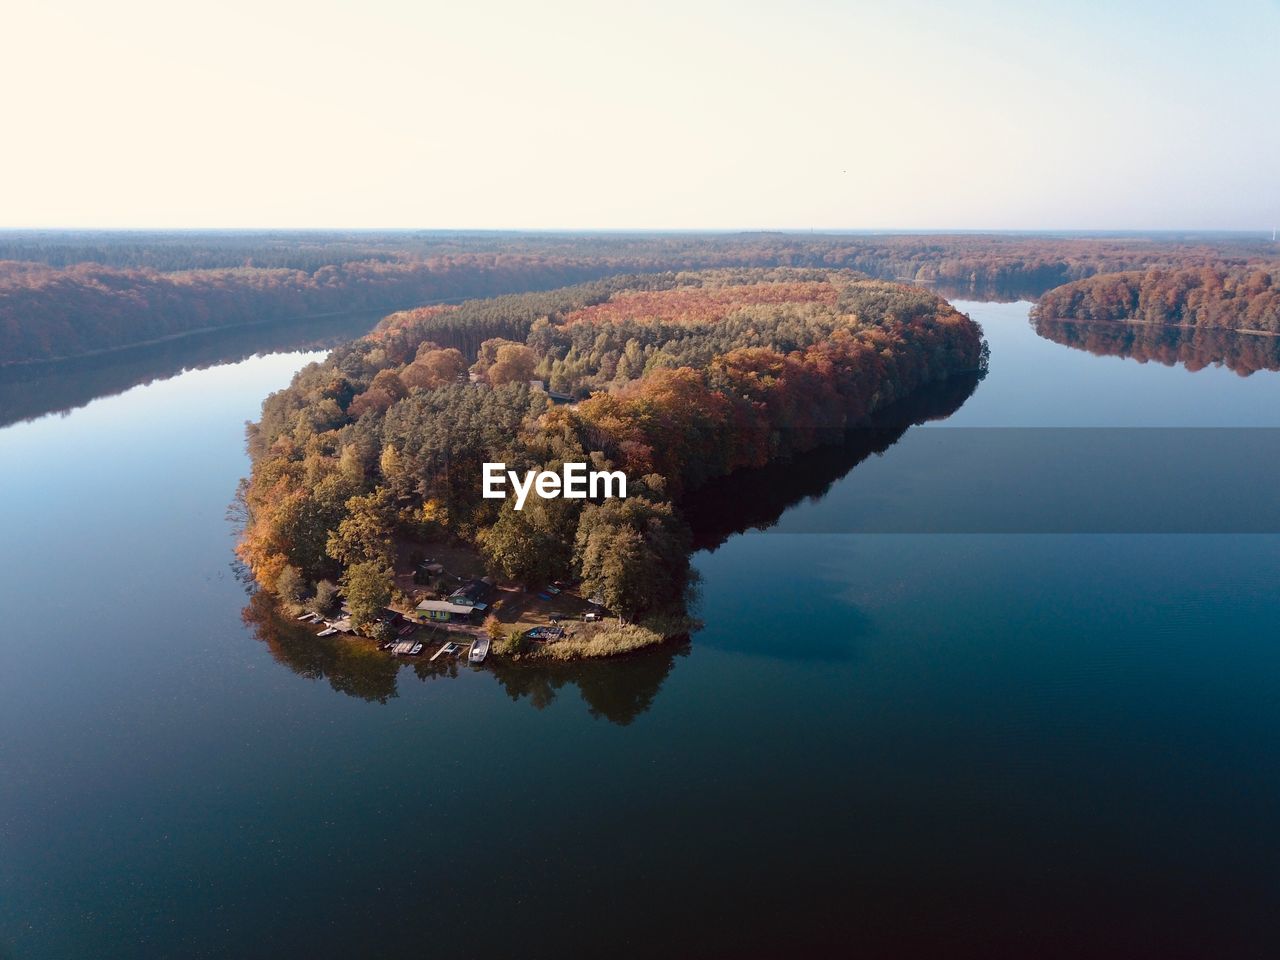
[[2, 0, 1276, 230]]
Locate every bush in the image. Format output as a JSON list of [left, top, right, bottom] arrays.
[[275, 565, 306, 607], [533, 622, 665, 660], [498, 628, 527, 656], [308, 579, 340, 617]]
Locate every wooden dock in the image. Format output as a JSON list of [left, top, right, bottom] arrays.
[[430, 641, 461, 662]]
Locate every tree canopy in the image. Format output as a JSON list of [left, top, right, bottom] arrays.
[[237, 268, 985, 632], [1034, 265, 1280, 335]]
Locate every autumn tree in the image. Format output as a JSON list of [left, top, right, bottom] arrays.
[[488, 343, 539, 386], [327, 489, 396, 567], [275, 564, 307, 608], [341, 561, 393, 631], [348, 368, 408, 418], [477, 493, 576, 587], [402, 346, 466, 390], [574, 497, 690, 621], [484, 614, 505, 642]]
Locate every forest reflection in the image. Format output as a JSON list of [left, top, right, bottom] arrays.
[[1033, 317, 1280, 376], [242, 371, 979, 721], [0, 310, 383, 428], [485, 644, 688, 725], [242, 588, 687, 723], [683, 371, 981, 551], [931, 281, 1043, 304], [243, 591, 403, 703]]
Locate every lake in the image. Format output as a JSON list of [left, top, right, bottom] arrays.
[[3, 302, 1280, 958]]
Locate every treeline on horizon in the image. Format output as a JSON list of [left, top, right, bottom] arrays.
[[5, 231, 1276, 364], [237, 269, 984, 639]]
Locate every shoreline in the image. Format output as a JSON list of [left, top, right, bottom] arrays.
[[1037, 315, 1280, 338], [0, 299, 468, 369], [290, 596, 687, 665]]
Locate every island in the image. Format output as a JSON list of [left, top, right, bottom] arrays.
[[237, 268, 985, 660], [1033, 264, 1280, 334]]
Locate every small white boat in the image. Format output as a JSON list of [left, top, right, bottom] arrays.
[[316, 627, 337, 637], [469, 637, 490, 663]]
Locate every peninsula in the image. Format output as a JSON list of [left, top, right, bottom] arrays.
[[237, 268, 985, 659]]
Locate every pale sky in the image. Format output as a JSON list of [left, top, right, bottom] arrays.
[[2, 0, 1277, 230]]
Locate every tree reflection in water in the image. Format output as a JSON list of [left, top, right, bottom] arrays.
[[0, 310, 383, 428], [1034, 317, 1280, 377], [485, 643, 689, 725], [243, 587, 685, 723], [242, 591, 401, 704], [243, 371, 980, 722], [682, 371, 981, 551]]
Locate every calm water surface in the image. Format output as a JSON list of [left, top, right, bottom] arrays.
[[3, 302, 1280, 958]]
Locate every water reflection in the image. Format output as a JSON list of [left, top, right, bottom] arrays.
[[243, 588, 687, 723], [242, 592, 402, 703], [683, 372, 982, 551], [1033, 317, 1280, 376], [487, 643, 688, 725], [0, 310, 384, 427], [931, 280, 1057, 303]]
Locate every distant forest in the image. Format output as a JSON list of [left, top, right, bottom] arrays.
[[4, 231, 1277, 364], [1032, 265, 1280, 334]]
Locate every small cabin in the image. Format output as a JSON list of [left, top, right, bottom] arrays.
[[416, 599, 479, 622], [448, 578, 494, 610]]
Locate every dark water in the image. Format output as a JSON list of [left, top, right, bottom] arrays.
[[4, 302, 1280, 959]]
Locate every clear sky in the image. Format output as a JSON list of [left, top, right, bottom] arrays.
[[2, 0, 1276, 230]]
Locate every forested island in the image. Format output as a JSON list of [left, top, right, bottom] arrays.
[[6, 230, 1276, 365], [1033, 264, 1280, 334], [237, 269, 984, 660]]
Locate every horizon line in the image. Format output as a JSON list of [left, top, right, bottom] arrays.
[[0, 225, 1275, 236]]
